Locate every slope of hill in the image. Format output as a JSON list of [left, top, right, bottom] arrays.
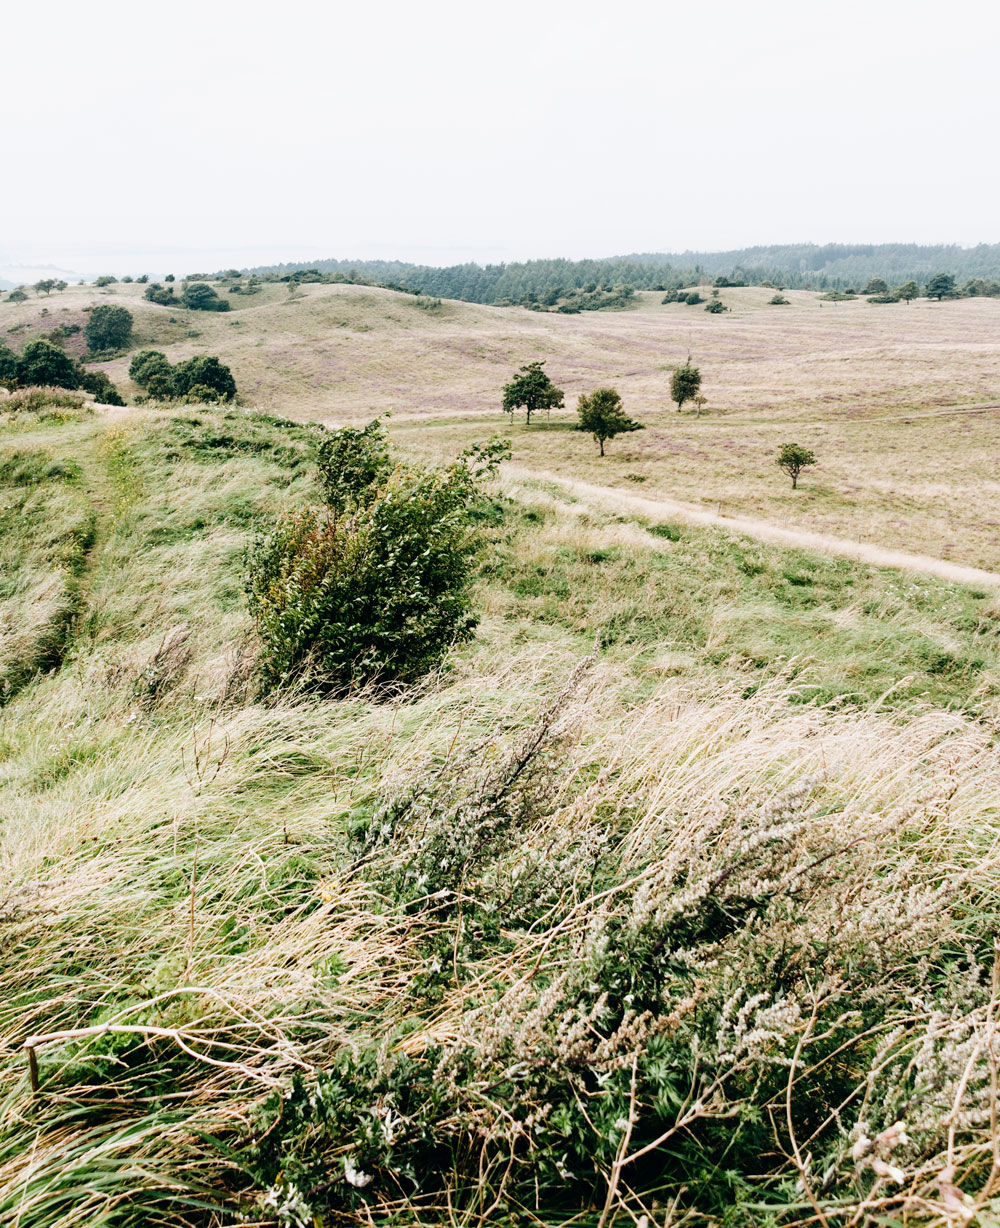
[[247, 241, 1000, 297], [4, 280, 1000, 572], [3, 398, 1000, 1226]]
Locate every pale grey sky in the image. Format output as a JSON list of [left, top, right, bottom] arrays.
[[3, 0, 998, 277]]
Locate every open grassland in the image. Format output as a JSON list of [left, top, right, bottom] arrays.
[[4, 403, 1000, 1225], [5, 280, 999, 569]]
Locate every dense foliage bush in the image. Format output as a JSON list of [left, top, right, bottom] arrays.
[[704, 298, 727, 312], [244, 422, 509, 692], [78, 370, 125, 406], [143, 283, 176, 306], [181, 282, 230, 312], [171, 355, 236, 401], [83, 303, 133, 352], [16, 339, 80, 389], [128, 350, 236, 401]]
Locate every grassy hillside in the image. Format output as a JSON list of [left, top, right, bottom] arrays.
[[4, 280, 1000, 570], [3, 399, 1000, 1225]]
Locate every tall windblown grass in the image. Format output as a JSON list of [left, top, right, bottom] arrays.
[[3, 648, 1000, 1226]]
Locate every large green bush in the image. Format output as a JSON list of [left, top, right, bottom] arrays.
[[171, 355, 236, 402], [245, 423, 508, 692], [83, 303, 133, 352], [15, 339, 80, 389], [181, 282, 230, 312], [129, 349, 172, 388]]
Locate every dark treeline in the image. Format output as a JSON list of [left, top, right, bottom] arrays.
[[239, 243, 1000, 304]]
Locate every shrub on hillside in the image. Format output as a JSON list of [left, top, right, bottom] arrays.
[[7, 288, 28, 303], [94, 275, 118, 287], [244, 422, 509, 693], [16, 339, 80, 390], [78, 370, 125, 406], [84, 303, 133, 353], [0, 342, 17, 386], [129, 349, 172, 388], [144, 283, 176, 306], [171, 355, 236, 402], [181, 282, 230, 312], [704, 298, 727, 312]]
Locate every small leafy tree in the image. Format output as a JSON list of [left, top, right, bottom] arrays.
[[704, 299, 727, 313], [33, 279, 56, 296], [925, 273, 956, 301], [776, 442, 816, 489], [171, 355, 237, 401], [245, 422, 510, 692], [685, 291, 703, 305], [84, 304, 133, 352], [94, 275, 118, 287], [501, 361, 564, 425], [769, 293, 790, 305], [670, 359, 701, 411], [15, 339, 80, 389], [7, 288, 27, 303], [895, 281, 919, 304], [576, 387, 643, 455]]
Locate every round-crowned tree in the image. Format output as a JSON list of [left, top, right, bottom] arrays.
[[84, 304, 133, 353], [776, 442, 816, 489], [129, 350, 173, 389], [16, 339, 80, 389]]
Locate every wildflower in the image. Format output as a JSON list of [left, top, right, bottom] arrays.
[[343, 1155, 373, 1188]]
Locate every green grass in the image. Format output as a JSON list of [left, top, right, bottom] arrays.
[[488, 489, 1000, 712], [4, 405, 1000, 1226]]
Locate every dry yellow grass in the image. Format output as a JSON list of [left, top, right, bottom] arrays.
[[4, 280, 1000, 566]]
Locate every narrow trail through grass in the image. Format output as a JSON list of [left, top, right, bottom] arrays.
[[506, 464, 1000, 589]]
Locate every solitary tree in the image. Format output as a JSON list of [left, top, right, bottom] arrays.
[[776, 442, 816, 489], [896, 280, 919, 305], [7, 288, 27, 303], [84, 303, 133, 352], [925, 273, 956, 301], [501, 361, 564, 425], [670, 358, 701, 410], [33, 279, 56, 296], [576, 387, 643, 455]]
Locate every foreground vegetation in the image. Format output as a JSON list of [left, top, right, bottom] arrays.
[[3, 398, 1000, 1226]]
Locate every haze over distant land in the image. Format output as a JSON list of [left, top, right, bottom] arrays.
[[3, 0, 998, 279]]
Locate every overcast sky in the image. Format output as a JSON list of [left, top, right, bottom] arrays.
[[3, 0, 998, 277]]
